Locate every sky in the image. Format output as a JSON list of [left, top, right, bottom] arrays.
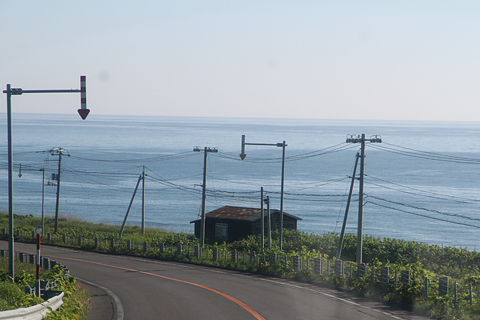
[[1, 1, 480, 121]]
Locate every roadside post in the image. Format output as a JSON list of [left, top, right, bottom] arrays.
[[35, 228, 42, 297]]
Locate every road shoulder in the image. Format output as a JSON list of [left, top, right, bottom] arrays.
[[77, 278, 124, 320]]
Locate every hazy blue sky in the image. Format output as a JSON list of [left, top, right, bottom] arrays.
[[1, 1, 479, 121]]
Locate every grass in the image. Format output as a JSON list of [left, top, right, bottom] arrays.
[[0, 258, 90, 319]]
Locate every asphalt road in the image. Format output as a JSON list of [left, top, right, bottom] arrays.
[[2, 241, 427, 320]]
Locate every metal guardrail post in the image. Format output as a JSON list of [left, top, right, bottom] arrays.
[[469, 284, 473, 305], [357, 263, 366, 278], [314, 258, 320, 274], [270, 253, 277, 265], [42, 257, 50, 270], [381, 267, 390, 287], [454, 282, 458, 303], [439, 276, 449, 296], [401, 270, 410, 286], [425, 277, 429, 298], [335, 260, 343, 276]]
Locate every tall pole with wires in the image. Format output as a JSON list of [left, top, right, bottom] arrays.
[[193, 146, 218, 247], [261, 187, 264, 253], [50, 148, 69, 233], [346, 134, 381, 264], [142, 165, 145, 234]]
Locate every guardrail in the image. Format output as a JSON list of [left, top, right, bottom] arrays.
[[0, 250, 68, 319], [0, 291, 64, 320]]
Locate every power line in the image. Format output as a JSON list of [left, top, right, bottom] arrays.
[[366, 175, 480, 204], [369, 143, 480, 164], [367, 195, 480, 222], [366, 201, 480, 230]]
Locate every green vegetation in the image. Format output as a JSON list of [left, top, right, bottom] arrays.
[[0, 212, 479, 319], [0, 258, 89, 319]]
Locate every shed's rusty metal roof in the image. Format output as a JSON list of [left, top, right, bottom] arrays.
[[206, 206, 262, 221], [203, 205, 302, 222]]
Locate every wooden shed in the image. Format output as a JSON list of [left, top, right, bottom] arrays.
[[191, 205, 302, 243]]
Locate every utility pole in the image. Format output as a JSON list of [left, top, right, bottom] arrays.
[[193, 146, 218, 247], [261, 187, 264, 253], [50, 148, 69, 233], [346, 134, 381, 264], [142, 166, 145, 234], [265, 195, 271, 249]]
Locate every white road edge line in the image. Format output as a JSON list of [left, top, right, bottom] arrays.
[[76, 277, 124, 320]]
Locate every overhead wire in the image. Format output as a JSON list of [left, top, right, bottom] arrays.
[[366, 175, 480, 204], [369, 143, 480, 164], [366, 201, 480, 230], [366, 195, 480, 223]]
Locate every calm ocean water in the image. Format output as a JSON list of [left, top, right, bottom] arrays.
[[0, 113, 479, 250]]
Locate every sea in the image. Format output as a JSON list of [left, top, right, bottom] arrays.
[[0, 113, 478, 250]]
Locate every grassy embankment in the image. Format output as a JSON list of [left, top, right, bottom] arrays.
[[0, 257, 89, 319], [1, 212, 479, 320]]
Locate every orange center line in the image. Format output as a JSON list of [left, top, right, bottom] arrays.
[[44, 253, 266, 320]]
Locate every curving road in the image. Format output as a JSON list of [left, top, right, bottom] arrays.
[[1, 241, 426, 320]]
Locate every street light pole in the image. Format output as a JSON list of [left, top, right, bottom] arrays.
[[3, 76, 90, 280], [6, 85, 14, 279], [193, 146, 218, 247], [240, 135, 287, 250]]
